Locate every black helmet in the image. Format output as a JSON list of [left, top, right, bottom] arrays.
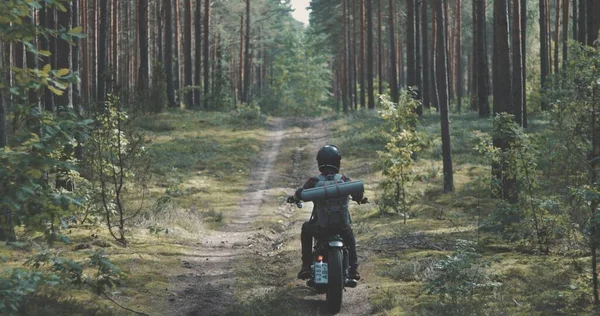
[[317, 145, 342, 172]]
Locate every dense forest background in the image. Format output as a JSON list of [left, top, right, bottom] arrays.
[[3, 0, 600, 315]]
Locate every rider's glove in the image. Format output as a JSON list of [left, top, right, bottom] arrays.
[[287, 195, 297, 204], [357, 197, 369, 205]]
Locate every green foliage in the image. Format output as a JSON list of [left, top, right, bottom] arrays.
[[0, 249, 121, 315], [478, 113, 566, 253], [377, 90, 425, 219], [259, 29, 332, 116], [424, 240, 501, 315], [230, 103, 264, 127], [86, 95, 149, 244]]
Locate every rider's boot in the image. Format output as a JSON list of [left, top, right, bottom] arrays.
[[297, 263, 312, 279], [349, 263, 360, 280]]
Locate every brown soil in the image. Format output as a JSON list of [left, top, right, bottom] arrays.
[[164, 117, 372, 316]]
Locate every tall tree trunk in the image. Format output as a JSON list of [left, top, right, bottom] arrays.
[[183, 0, 193, 106], [360, 0, 366, 109], [238, 15, 244, 103], [389, 0, 399, 103], [406, 0, 416, 90], [98, 0, 109, 103], [173, 0, 181, 93], [573, 0, 578, 40], [513, 0, 524, 126], [588, 0, 595, 46], [342, 0, 349, 112], [590, 0, 600, 46], [540, 0, 550, 110], [562, 0, 569, 67], [138, 0, 149, 100], [578, 0, 587, 44], [194, 0, 202, 106], [242, 0, 251, 104], [554, 0, 561, 74], [41, 5, 56, 111], [494, 0, 518, 202], [522, 0, 528, 127], [471, 0, 479, 112], [435, 0, 454, 192], [72, 0, 82, 113], [422, 2, 430, 108], [0, 41, 6, 148], [164, 0, 177, 107], [415, 0, 422, 114], [352, 0, 358, 109], [477, 0, 491, 117], [456, 0, 462, 112], [56, 3, 72, 109], [366, 0, 375, 109], [157, 0, 163, 62], [378, 0, 383, 96], [203, 0, 211, 108]]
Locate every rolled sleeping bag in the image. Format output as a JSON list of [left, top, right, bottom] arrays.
[[300, 180, 364, 201]]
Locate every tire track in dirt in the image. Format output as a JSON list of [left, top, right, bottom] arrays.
[[284, 118, 372, 316], [166, 117, 371, 316], [164, 118, 287, 316]]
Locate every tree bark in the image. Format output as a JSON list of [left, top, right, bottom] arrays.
[[513, 0, 524, 126], [138, 0, 150, 101], [539, 0, 550, 110], [456, 0, 462, 112], [435, 0, 454, 192], [378, 0, 384, 96], [422, 2, 430, 108], [203, 0, 211, 107], [406, 0, 416, 90], [164, 0, 177, 107], [522, 0, 528, 127], [389, 0, 399, 103], [494, 0, 518, 202], [366, 0, 375, 109], [56, 3, 72, 109], [360, 0, 366, 109], [554, 0, 561, 74], [477, 0, 491, 117], [98, 0, 110, 103], [562, 0, 569, 67], [471, 0, 478, 112], [194, 0, 202, 106], [415, 0, 423, 114], [40, 5, 56, 111], [183, 0, 193, 106], [578, 0, 587, 44]]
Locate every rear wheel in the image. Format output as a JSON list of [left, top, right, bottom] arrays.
[[326, 248, 343, 314]]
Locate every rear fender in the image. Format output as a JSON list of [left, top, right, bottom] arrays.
[[328, 241, 344, 248]]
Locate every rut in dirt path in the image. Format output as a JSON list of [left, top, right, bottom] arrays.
[[167, 118, 287, 316], [281, 118, 372, 316]]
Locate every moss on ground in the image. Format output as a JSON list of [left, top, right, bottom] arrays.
[[328, 111, 595, 315]]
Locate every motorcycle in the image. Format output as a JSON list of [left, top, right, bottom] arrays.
[[289, 180, 364, 314]]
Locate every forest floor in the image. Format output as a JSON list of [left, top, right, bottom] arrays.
[[145, 116, 373, 316], [4, 110, 596, 315]]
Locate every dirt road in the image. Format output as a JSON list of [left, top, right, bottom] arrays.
[[168, 117, 371, 316]]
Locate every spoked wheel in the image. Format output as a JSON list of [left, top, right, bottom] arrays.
[[326, 248, 344, 314]]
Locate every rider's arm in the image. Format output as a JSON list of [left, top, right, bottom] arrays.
[[293, 177, 319, 201]]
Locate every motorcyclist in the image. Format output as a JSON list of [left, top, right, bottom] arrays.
[[287, 145, 367, 281]]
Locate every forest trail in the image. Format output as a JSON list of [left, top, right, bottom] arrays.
[[164, 117, 372, 316]]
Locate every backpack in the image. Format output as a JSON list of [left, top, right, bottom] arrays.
[[313, 174, 351, 229]]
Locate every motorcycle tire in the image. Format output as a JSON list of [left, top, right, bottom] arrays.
[[326, 248, 344, 314]]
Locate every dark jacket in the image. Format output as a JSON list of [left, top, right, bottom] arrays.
[[295, 172, 363, 223]]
